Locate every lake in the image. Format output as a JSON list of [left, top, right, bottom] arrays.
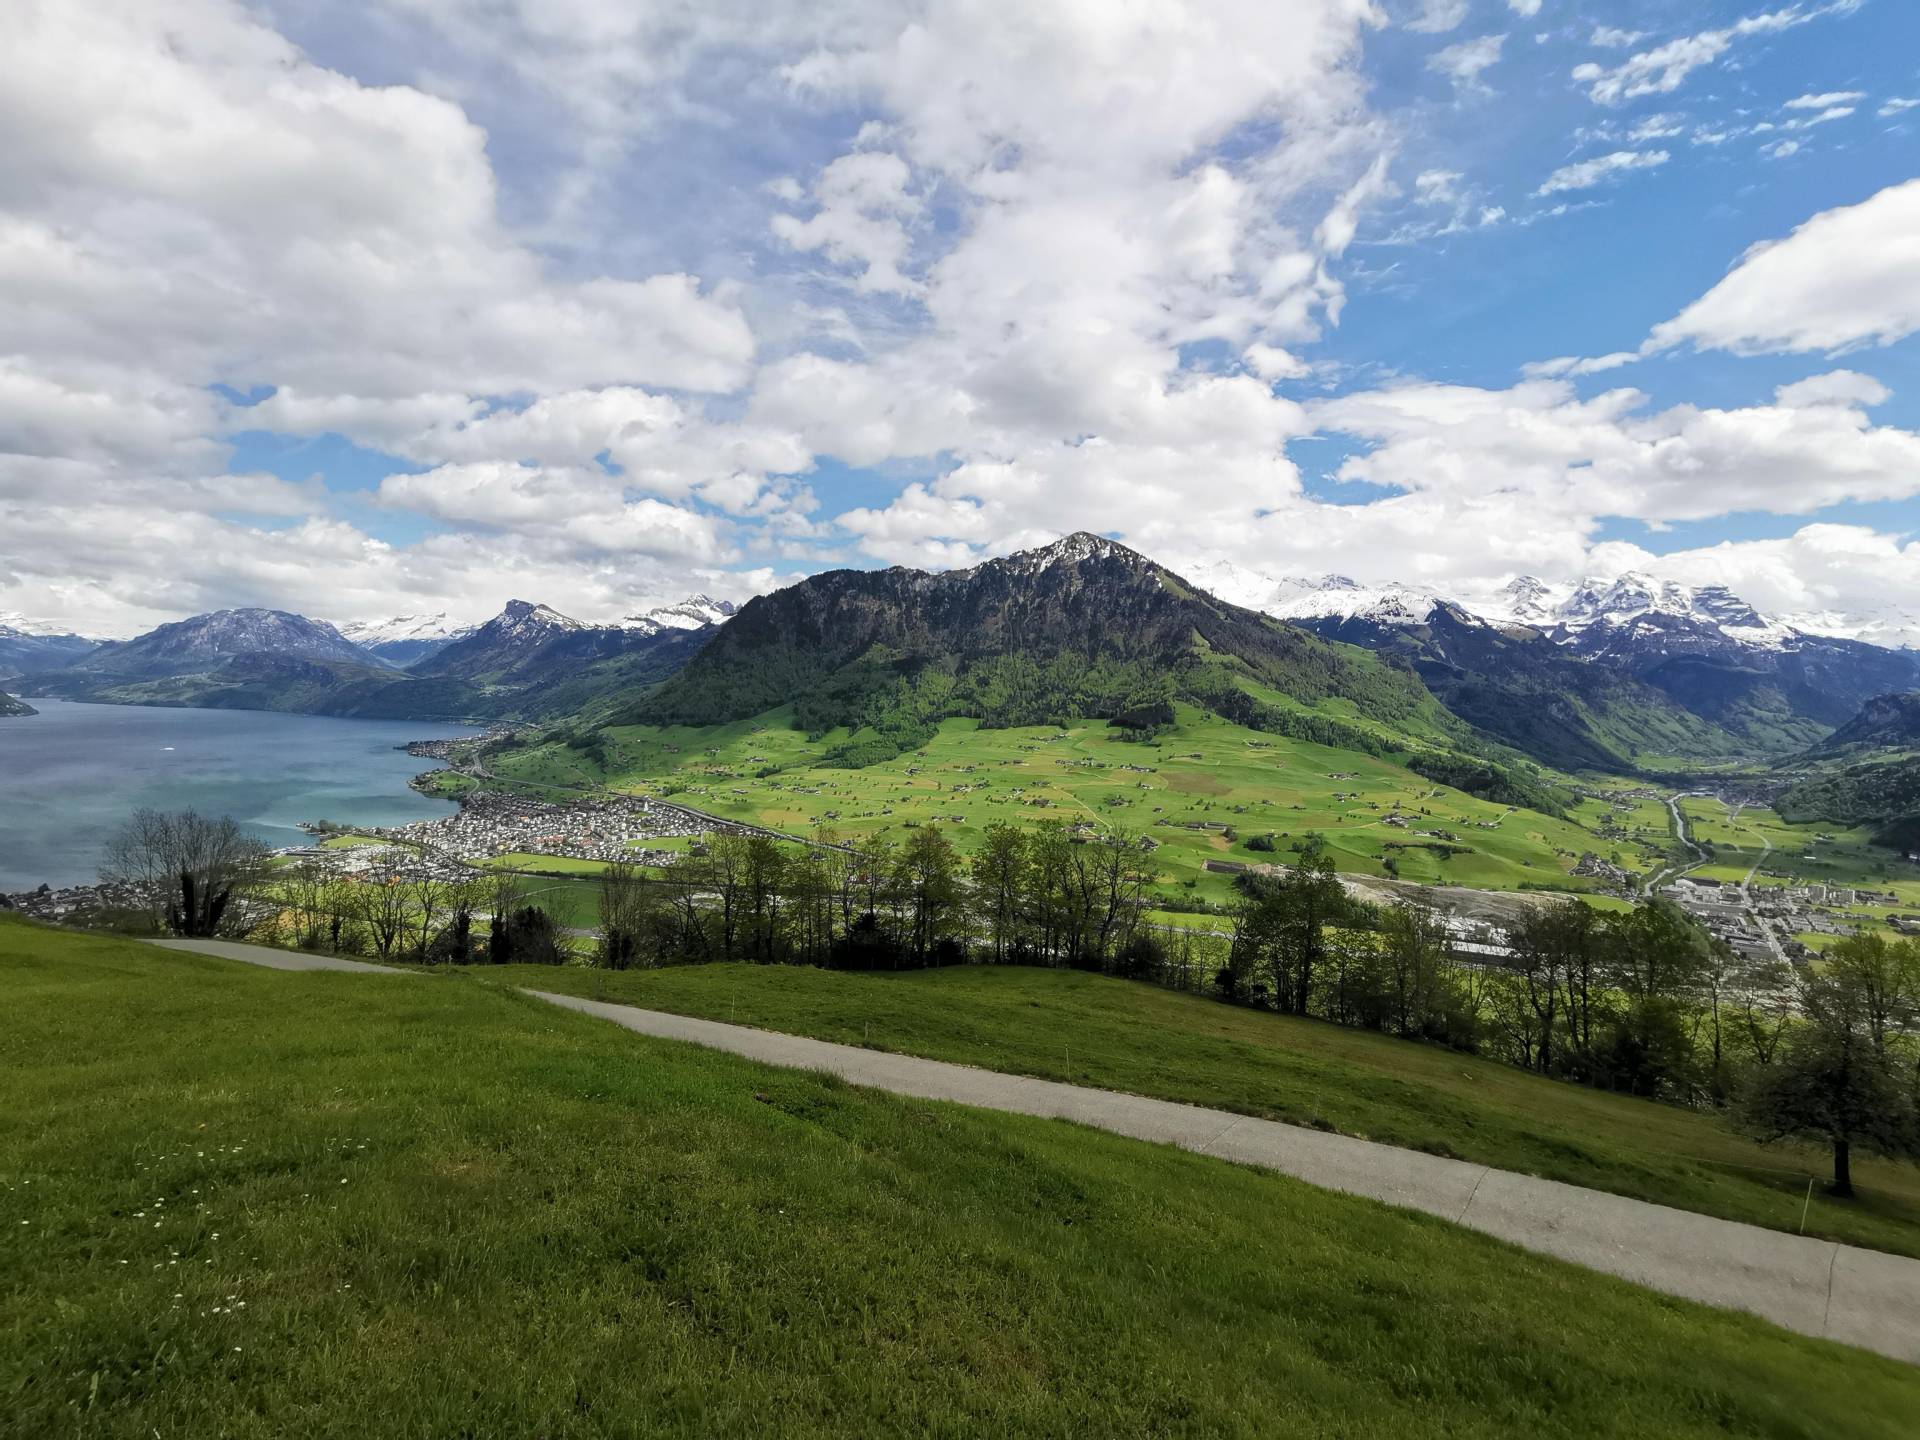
[[0, 700, 480, 891]]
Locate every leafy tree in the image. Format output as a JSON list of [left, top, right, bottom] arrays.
[[972, 822, 1029, 963], [1740, 966, 1920, 1196]]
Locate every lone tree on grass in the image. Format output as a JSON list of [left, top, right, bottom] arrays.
[[103, 808, 269, 938], [1739, 959, 1919, 1197]]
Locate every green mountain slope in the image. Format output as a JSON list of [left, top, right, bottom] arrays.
[[640, 535, 1449, 743]]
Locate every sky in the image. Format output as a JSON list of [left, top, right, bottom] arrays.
[[3, 0, 1920, 641]]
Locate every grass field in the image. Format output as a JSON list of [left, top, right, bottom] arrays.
[[4, 916, 1917, 1436], [490, 961, 1920, 1258], [491, 705, 1655, 906]]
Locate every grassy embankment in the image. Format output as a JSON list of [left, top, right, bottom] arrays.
[[3, 914, 1917, 1436], [495, 960, 1920, 1259]]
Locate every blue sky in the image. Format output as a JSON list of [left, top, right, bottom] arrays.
[[3, 0, 1918, 640]]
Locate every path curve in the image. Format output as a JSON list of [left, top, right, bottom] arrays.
[[140, 936, 1920, 1366]]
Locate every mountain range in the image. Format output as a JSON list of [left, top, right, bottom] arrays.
[[14, 596, 736, 722], [1191, 566, 1920, 770], [0, 613, 101, 682], [5, 541, 1916, 778]]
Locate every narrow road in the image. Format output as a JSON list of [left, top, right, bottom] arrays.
[[146, 936, 1920, 1366]]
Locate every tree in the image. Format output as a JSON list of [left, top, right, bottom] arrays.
[[598, 860, 650, 970], [894, 826, 965, 965], [486, 869, 526, 964], [972, 822, 1028, 963], [1739, 966, 1920, 1196], [352, 849, 412, 961], [101, 808, 270, 938], [1379, 901, 1453, 1040], [1820, 932, 1920, 1056]]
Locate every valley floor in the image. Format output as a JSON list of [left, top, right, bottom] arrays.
[[3, 915, 1918, 1436]]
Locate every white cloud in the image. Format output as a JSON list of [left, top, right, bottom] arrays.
[[1785, 90, 1866, 108], [770, 149, 924, 294], [1572, 9, 1814, 106], [1774, 370, 1890, 409], [4, 0, 1916, 647], [1520, 351, 1638, 379], [1589, 26, 1645, 48], [1648, 179, 1920, 355], [1534, 148, 1668, 196], [1762, 139, 1801, 159], [1428, 34, 1506, 92], [1627, 113, 1686, 141], [1881, 98, 1920, 117], [1406, 0, 1470, 34]]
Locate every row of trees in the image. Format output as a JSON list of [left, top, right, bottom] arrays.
[[596, 822, 1169, 974]]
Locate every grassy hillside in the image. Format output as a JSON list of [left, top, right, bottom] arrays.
[[498, 961, 1920, 1258], [4, 917, 1917, 1436], [490, 705, 1612, 904]]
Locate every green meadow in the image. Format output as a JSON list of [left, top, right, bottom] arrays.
[[5, 916, 1917, 1437], [497, 959, 1920, 1258], [491, 705, 1665, 904]]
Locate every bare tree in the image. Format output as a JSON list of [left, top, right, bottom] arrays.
[[101, 808, 270, 937], [352, 849, 412, 960]]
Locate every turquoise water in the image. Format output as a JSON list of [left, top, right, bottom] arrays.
[[0, 699, 479, 891]]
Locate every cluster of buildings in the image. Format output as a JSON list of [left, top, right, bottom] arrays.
[[345, 791, 737, 868]]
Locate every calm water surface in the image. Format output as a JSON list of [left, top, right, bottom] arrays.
[[0, 699, 479, 890]]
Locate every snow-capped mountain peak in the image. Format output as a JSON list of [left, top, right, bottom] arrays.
[[336, 612, 475, 647], [1262, 576, 1451, 628], [1482, 575, 1562, 626], [0, 611, 94, 641], [1555, 571, 1792, 647], [620, 595, 739, 634]]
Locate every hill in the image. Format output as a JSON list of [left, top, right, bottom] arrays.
[[1806, 691, 1920, 756], [5, 917, 1912, 1437], [0, 689, 33, 717], [1776, 755, 1920, 849], [633, 533, 1482, 767]]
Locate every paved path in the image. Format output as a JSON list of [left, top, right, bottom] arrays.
[[141, 937, 1920, 1365], [147, 937, 411, 974], [534, 989, 1920, 1367]]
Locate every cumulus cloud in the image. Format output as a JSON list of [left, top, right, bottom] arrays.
[[1648, 179, 1920, 355]]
